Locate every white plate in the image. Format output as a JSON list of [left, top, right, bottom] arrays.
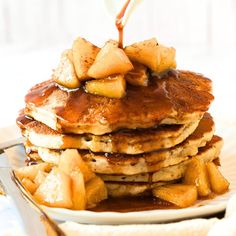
[[2, 121, 236, 224]]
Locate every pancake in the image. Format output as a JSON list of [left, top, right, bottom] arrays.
[[29, 113, 215, 175], [17, 114, 200, 154], [24, 70, 213, 135], [100, 135, 223, 183], [25, 135, 223, 197]]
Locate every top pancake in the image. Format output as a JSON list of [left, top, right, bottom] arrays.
[[24, 70, 213, 135]]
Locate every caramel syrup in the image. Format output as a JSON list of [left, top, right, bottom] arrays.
[[116, 0, 131, 48], [25, 80, 58, 107], [16, 113, 33, 129], [90, 196, 177, 212]]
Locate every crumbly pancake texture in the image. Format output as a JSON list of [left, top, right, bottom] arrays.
[[24, 70, 214, 135], [18, 114, 200, 154]]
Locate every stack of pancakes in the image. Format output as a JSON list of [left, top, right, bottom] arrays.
[[17, 70, 223, 197]]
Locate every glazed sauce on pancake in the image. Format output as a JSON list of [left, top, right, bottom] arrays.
[[24, 71, 213, 134], [90, 196, 177, 212], [16, 113, 33, 129], [25, 78, 173, 124], [25, 80, 58, 107], [116, 0, 131, 48]]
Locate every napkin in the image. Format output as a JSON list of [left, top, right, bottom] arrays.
[[60, 218, 218, 236]]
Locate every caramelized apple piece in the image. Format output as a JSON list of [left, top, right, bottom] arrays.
[[15, 163, 52, 181], [21, 178, 38, 194], [124, 38, 159, 71], [85, 176, 108, 208], [184, 157, 211, 197], [95, 40, 118, 61], [34, 170, 48, 187], [85, 74, 126, 98], [125, 62, 148, 86], [34, 168, 73, 208], [156, 45, 176, 73], [124, 38, 176, 73], [72, 37, 100, 80], [88, 40, 133, 79], [53, 49, 80, 89], [58, 149, 95, 183], [153, 184, 197, 208], [70, 171, 86, 210], [206, 162, 229, 194]]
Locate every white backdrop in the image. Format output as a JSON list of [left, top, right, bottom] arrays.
[[0, 0, 236, 127]]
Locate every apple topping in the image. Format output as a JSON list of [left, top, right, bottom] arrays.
[[17, 149, 108, 210], [124, 38, 176, 73], [72, 37, 100, 80], [21, 178, 38, 195], [85, 74, 126, 98], [184, 157, 211, 197], [34, 167, 73, 208], [125, 62, 149, 86], [52, 36, 177, 98], [58, 149, 95, 183], [88, 40, 133, 79], [53, 49, 80, 89], [124, 38, 158, 71], [85, 176, 108, 209], [206, 162, 229, 194], [156, 44, 176, 73], [15, 162, 52, 181], [153, 184, 198, 208], [70, 171, 86, 210]]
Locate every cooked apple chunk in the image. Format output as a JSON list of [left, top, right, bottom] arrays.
[[21, 178, 38, 194], [88, 40, 133, 79], [153, 184, 197, 208], [206, 162, 229, 194], [125, 62, 148, 86], [34, 170, 48, 187], [124, 38, 176, 73], [72, 37, 100, 80], [53, 49, 80, 89], [124, 38, 158, 71], [15, 163, 52, 181], [34, 168, 73, 208], [85, 176, 108, 208], [184, 157, 211, 197], [58, 149, 95, 183], [156, 45, 176, 73], [85, 75, 126, 98], [70, 171, 86, 210]]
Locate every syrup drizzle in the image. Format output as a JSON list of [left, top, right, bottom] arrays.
[[115, 0, 131, 48]]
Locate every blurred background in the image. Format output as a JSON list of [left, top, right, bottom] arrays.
[[0, 0, 235, 127]]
